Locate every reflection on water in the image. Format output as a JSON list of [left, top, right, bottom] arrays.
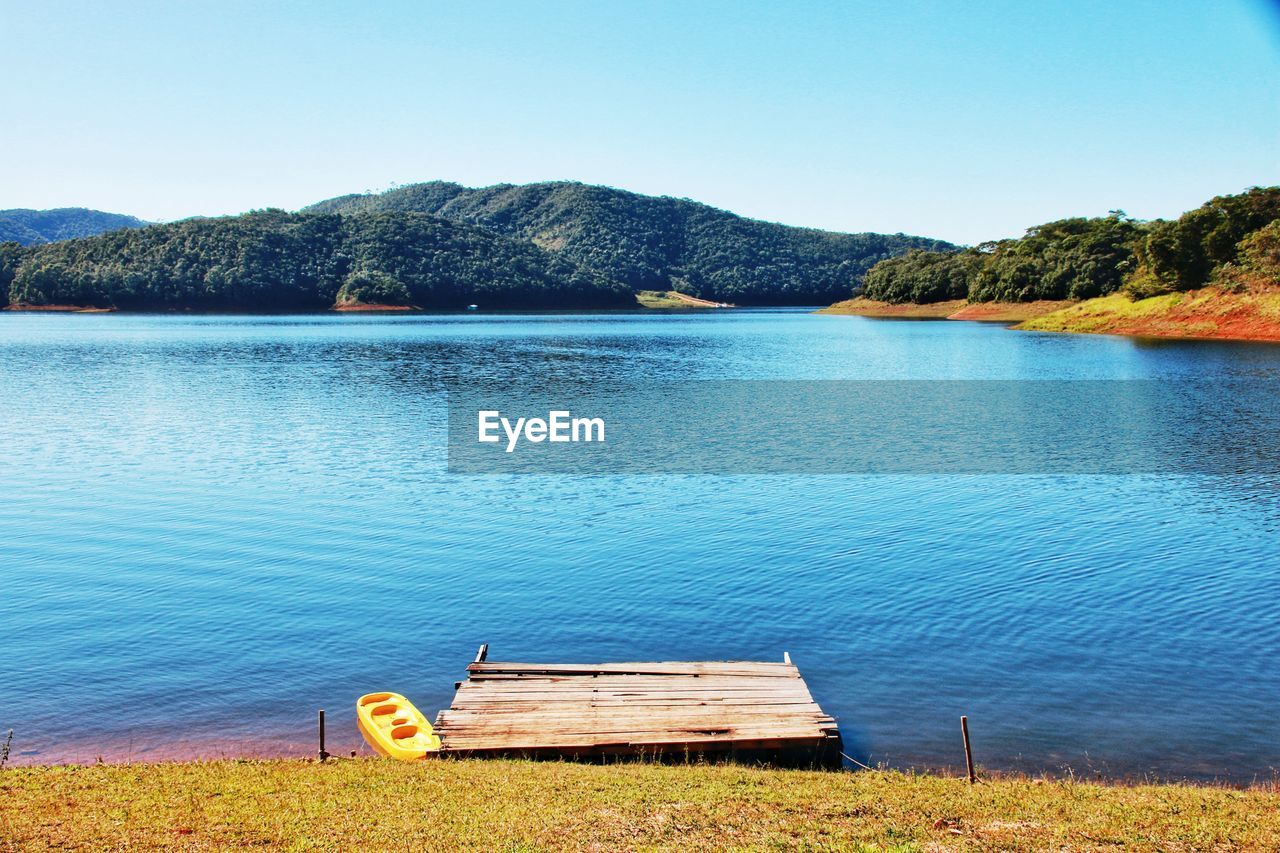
[[1, 310, 1279, 781]]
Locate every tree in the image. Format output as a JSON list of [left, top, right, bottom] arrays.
[[1214, 220, 1280, 291], [860, 249, 981, 303], [336, 270, 413, 306], [1129, 187, 1280, 295]]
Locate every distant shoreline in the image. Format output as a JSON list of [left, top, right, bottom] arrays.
[[0, 301, 699, 316], [3, 302, 114, 313], [1, 291, 757, 315], [10, 296, 1280, 345]]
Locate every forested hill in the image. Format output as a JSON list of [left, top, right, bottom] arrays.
[[2, 210, 632, 310], [304, 181, 954, 305], [0, 208, 148, 246], [857, 186, 1280, 305]]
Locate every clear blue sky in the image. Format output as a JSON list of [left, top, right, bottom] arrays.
[[2, 0, 1277, 244]]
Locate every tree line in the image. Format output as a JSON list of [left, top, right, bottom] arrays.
[[2, 210, 632, 310], [860, 187, 1280, 304]]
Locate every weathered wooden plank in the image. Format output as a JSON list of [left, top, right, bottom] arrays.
[[440, 701, 824, 712], [453, 681, 810, 690], [463, 675, 807, 686], [438, 730, 832, 749], [448, 686, 808, 696], [445, 696, 819, 701], [453, 687, 811, 695], [440, 737, 827, 755], [449, 696, 813, 704], [467, 661, 800, 676], [453, 679, 813, 691], [456, 679, 810, 689], [436, 726, 834, 742], [470, 660, 796, 669], [436, 718, 836, 733]]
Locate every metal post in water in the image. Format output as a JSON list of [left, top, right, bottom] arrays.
[[960, 715, 975, 783]]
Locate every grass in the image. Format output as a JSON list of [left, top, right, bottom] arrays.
[[1018, 287, 1280, 341], [823, 288, 1280, 343], [3, 759, 1279, 850], [819, 298, 966, 318], [945, 300, 1076, 323], [1018, 292, 1190, 334], [636, 290, 698, 308]]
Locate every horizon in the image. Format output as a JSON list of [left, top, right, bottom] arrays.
[[3, 1, 1278, 244], [9, 177, 1280, 248]]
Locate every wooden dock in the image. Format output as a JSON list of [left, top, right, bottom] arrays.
[[432, 648, 841, 766]]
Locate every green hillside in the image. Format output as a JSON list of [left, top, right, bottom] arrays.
[[305, 181, 954, 305], [857, 186, 1280, 305], [0, 207, 148, 245], [3, 210, 631, 311]]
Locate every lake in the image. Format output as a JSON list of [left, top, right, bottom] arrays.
[[2, 309, 1278, 782]]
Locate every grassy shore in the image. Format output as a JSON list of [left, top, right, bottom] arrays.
[[824, 289, 1280, 343], [946, 300, 1076, 323], [820, 297, 967, 318], [1018, 287, 1280, 342], [820, 298, 1072, 322], [636, 290, 731, 308], [636, 289, 691, 308], [3, 759, 1278, 850]]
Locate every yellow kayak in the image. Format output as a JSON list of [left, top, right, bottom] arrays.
[[356, 691, 442, 760]]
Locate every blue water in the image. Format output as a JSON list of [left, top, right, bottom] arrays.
[[2, 310, 1278, 781]]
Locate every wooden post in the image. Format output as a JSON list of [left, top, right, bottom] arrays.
[[960, 715, 975, 783], [474, 643, 489, 664], [318, 709, 329, 762]]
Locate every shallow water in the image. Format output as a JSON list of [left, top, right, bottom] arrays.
[[2, 310, 1278, 781]]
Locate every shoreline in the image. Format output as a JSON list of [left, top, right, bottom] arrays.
[[1, 295, 727, 315], [818, 297, 1074, 323], [822, 291, 1280, 344], [5, 736, 329, 769], [819, 297, 968, 318], [331, 301, 418, 312], [9, 751, 1278, 795], [3, 302, 115, 312], [1017, 288, 1280, 343], [636, 289, 735, 308], [7, 293, 1280, 344], [0, 303, 638, 316], [9, 732, 1267, 787]]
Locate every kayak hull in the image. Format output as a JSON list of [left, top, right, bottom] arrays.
[[356, 691, 441, 760]]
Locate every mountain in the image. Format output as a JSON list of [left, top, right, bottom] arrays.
[[3, 210, 631, 311], [0, 208, 148, 246], [304, 181, 954, 305]]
